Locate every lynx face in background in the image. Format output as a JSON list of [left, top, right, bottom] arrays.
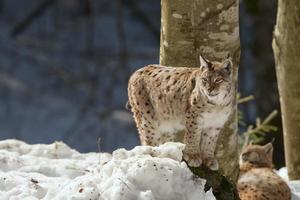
[[127, 55, 234, 170], [238, 143, 291, 200], [240, 142, 273, 168]]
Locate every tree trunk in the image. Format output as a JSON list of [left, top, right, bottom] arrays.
[[273, 0, 300, 180], [160, 0, 240, 198]]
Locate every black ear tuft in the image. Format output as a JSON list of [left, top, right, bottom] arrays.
[[221, 59, 232, 75], [226, 52, 231, 59], [264, 143, 273, 155]]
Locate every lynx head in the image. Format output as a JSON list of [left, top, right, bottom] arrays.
[[198, 55, 233, 103], [240, 143, 273, 168]]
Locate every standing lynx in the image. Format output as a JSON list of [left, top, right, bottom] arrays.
[[127, 56, 234, 170]]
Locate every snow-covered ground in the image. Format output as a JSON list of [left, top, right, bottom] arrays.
[[0, 140, 215, 200], [277, 168, 300, 200], [1, 139, 300, 200]]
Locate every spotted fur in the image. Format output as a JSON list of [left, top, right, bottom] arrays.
[[238, 143, 291, 200], [127, 56, 234, 170]]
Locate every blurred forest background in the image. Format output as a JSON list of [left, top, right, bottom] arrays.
[[0, 1, 283, 167]]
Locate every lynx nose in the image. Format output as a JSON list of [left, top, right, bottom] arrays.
[[208, 87, 217, 95]]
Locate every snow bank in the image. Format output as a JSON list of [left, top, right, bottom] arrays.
[[0, 140, 215, 200], [277, 167, 300, 200]]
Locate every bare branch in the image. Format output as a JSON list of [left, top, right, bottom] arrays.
[[10, 0, 56, 38]]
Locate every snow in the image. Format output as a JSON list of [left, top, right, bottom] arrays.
[[277, 167, 300, 200], [0, 140, 215, 200], [278, 167, 289, 181]]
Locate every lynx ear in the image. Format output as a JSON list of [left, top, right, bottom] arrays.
[[264, 143, 273, 155], [226, 52, 231, 59], [220, 59, 232, 75], [199, 55, 209, 70]]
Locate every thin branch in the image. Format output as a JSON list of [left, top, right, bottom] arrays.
[[97, 137, 102, 165], [123, 0, 160, 42], [262, 110, 278, 125], [10, 0, 56, 38], [243, 110, 278, 147], [115, 0, 131, 82], [237, 95, 255, 104], [84, 0, 95, 55]]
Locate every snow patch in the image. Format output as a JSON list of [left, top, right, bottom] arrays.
[[0, 140, 215, 200], [278, 167, 300, 200]]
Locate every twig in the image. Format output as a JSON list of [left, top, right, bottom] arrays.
[[262, 110, 278, 125], [243, 110, 278, 147], [84, 0, 95, 55], [237, 95, 255, 104], [97, 137, 102, 165], [115, 0, 131, 83], [123, 0, 160, 42], [10, 0, 56, 38], [237, 94, 255, 126]]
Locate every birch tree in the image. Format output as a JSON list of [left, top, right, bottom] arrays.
[[160, 0, 240, 198], [273, 0, 300, 180]]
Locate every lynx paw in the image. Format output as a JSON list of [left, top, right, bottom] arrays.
[[183, 151, 202, 167], [205, 158, 219, 171]]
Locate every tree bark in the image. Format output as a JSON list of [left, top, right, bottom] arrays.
[[160, 0, 240, 198], [273, 0, 300, 180]]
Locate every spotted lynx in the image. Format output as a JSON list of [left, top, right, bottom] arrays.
[[127, 56, 234, 170], [238, 143, 291, 200]]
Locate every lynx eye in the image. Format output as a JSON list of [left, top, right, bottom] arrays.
[[215, 77, 223, 83], [202, 78, 208, 83]]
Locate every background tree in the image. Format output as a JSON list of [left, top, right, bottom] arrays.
[[160, 0, 240, 198], [273, 0, 300, 180]]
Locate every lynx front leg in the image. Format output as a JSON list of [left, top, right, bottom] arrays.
[[201, 127, 221, 170], [183, 110, 202, 167]]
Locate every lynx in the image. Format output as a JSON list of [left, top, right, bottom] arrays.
[[127, 56, 234, 170], [238, 143, 291, 200]]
